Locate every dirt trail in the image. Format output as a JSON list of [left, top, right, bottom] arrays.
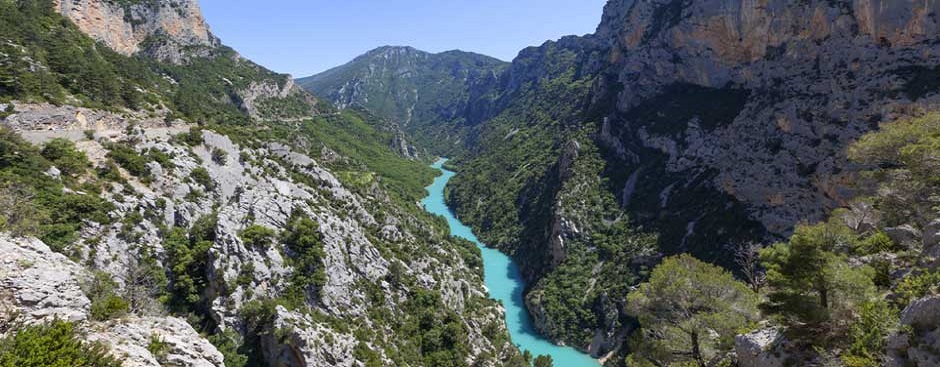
[[17, 126, 189, 145]]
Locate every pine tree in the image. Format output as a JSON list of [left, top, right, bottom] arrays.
[[626, 254, 759, 367]]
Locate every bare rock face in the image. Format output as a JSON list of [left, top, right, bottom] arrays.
[[54, 0, 219, 63], [88, 317, 225, 367], [261, 306, 360, 367], [886, 224, 923, 250], [0, 234, 90, 323], [735, 328, 786, 367], [591, 0, 940, 254]]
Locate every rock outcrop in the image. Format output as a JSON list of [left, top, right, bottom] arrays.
[[1, 113, 517, 365], [888, 295, 940, 366], [735, 328, 787, 367], [0, 234, 90, 323], [54, 0, 219, 63], [323, 0, 940, 357], [88, 317, 225, 367], [260, 306, 359, 367], [0, 233, 225, 366]]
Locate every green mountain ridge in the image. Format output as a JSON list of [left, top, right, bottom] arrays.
[[297, 45, 509, 154]]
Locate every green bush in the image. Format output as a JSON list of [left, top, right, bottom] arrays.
[[40, 138, 89, 177], [853, 231, 896, 256], [190, 167, 215, 191], [211, 148, 228, 165], [0, 320, 121, 367], [207, 330, 249, 367], [146, 334, 169, 362], [842, 300, 898, 367], [174, 128, 204, 146], [0, 127, 113, 252], [239, 225, 276, 248], [280, 213, 327, 307], [895, 271, 940, 306], [164, 224, 213, 312], [106, 143, 150, 177], [85, 271, 129, 321]]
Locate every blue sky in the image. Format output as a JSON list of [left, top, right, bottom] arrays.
[[199, 0, 607, 77]]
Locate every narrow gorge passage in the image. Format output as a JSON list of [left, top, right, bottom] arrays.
[[421, 159, 600, 367]]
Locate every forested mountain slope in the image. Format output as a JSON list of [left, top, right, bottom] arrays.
[[297, 46, 508, 154]]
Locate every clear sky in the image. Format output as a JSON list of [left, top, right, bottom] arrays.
[[199, 0, 607, 77]]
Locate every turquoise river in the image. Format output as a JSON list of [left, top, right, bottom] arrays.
[[421, 159, 600, 366]]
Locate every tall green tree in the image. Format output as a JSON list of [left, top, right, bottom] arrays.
[[626, 254, 759, 367], [760, 220, 876, 326]]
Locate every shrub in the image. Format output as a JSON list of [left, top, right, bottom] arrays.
[[190, 167, 215, 191], [842, 300, 898, 367], [239, 225, 276, 248], [207, 330, 249, 367], [0, 320, 121, 367], [147, 149, 173, 170], [175, 128, 204, 146], [853, 231, 896, 256], [147, 334, 169, 362], [0, 181, 46, 237], [40, 138, 89, 177], [106, 143, 150, 177], [0, 104, 14, 119], [85, 271, 129, 321], [211, 148, 228, 165], [281, 214, 327, 307], [90, 294, 130, 321], [895, 271, 940, 306]]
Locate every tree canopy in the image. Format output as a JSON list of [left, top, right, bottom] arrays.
[[626, 254, 759, 367]]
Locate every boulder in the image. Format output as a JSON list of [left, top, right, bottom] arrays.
[[900, 295, 940, 328], [924, 219, 940, 250], [735, 328, 785, 367], [888, 295, 940, 366], [885, 225, 922, 249]]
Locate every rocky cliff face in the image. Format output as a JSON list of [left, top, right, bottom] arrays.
[[596, 0, 940, 246], [54, 0, 219, 63]]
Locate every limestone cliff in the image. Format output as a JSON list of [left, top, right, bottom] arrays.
[[596, 0, 940, 242], [54, 0, 219, 63]]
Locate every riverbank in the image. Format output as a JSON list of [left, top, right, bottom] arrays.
[[421, 159, 600, 367]]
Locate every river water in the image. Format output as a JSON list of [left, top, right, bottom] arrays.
[[421, 159, 600, 366]]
